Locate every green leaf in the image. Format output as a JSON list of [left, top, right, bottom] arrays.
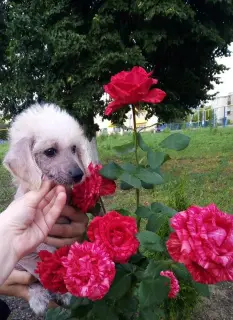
[[120, 180, 134, 190], [144, 260, 171, 279], [70, 298, 93, 318], [171, 263, 191, 280], [139, 277, 170, 308], [193, 282, 210, 298], [139, 308, 165, 320], [135, 206, 152, 218], [115, 208, 132, 216], [107, 270, 132, 300], [116, 296, 138, 319], [159, 133, 190, 151], [120, 162, 136, 173], [137, 132, 150, 152], [135, 168, 164, 185], [147, 150, 168, 169], [113, 142, 135, 155], [146, 213, 168, 232], [70, 297, 90, 310], [119, 171, 141, 189], [129, 253, 147, 264], [151, 202, 177, 217], [141, 180, 154, 189], [93, 300, 119, 320], [137, 231, 164, 252], [46, 307, 73, 320], [99, 162, 123, 180]]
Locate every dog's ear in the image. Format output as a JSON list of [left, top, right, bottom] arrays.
[[78, 137, 99, 173], [3, 137, 42, 189]]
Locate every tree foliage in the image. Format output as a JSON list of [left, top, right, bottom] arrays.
[[0, 0, 233, 136]]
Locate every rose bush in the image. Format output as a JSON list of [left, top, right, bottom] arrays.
[[41, 66, 233, 320]]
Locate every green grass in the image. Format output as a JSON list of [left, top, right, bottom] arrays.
[[0, 127, 233, 214], [98, 127, 233, 213]]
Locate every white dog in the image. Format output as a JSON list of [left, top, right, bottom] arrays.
[[3, 103, 99, 315]]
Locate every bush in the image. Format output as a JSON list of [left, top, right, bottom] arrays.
[[0, 129, 8, 141]]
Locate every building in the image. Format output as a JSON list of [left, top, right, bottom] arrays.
[[211, 92, 233, 124], [96, 93, 159, 134], [95, 109, 158, 135]]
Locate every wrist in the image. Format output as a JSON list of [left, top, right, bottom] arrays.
[[0, 215, 18, 285]]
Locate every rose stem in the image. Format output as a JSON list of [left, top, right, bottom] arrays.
[[132, 105, 141, 230], [99, 196, 107, 215]]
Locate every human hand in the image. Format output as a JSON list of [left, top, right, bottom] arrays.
[[0, 270, 58, 309], [0, 181, 66, 263], [45, 204, 89, 247], [0, 270, 36, 301]]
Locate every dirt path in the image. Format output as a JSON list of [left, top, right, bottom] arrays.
[[1, 282, 233, 320]]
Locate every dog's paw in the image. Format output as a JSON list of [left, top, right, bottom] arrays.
[[28, 283, 51, 315]]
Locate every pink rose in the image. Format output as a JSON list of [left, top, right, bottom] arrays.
[[87, 211, 139, 263], [62, 241, 116, 300], [160, 270, 180, 298], [166, 204, 233, 284]]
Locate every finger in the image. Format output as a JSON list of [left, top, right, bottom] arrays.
[[26, 181, 54, 207], [42, 185, 66, 214], [65, 186, 72, 202], [5, 270, 37, 285], [44, 191, 67, 230], [60, 205, 88, 223], [45, 236, 82, 247], [0, 283, 30, 301], [39, 185, 65, 210], [48, 222, 87, 238]]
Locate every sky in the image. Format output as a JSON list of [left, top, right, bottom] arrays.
[[209, 43, 233, 96]]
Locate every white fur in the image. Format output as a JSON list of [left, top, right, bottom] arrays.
[[9, 103, 84, 149]]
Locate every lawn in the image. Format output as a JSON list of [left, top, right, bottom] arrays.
[[0, 127, 233, 214], [97, 127, 233, 214]]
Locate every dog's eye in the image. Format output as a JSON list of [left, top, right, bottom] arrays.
[[44, 148, 57, 157], [71, 145, 76, 154]]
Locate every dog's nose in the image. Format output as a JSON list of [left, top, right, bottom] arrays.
[[69, 167, 84, 183]]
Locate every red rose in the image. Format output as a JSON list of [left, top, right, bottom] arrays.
[[35, 246, 70, 294], [104, 66, 166, 116], [72, 162, 116, 213], [160, 270, 180, 298], [166, 204, 233, 284], [87, 211, 139, 263], [62, 241, 116, 300]]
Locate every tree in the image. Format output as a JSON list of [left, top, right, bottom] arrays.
[[1, 0, 233, 137]]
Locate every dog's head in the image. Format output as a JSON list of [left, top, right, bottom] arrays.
[[3, 103, 97, 189]]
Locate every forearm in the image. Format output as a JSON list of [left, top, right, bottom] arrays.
[[0, 217, 18, 285]]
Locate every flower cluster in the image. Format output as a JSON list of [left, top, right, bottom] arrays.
[[72, 163, 116, 213], [36, 211, 139, 300], [167, 204, 233, 284]]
